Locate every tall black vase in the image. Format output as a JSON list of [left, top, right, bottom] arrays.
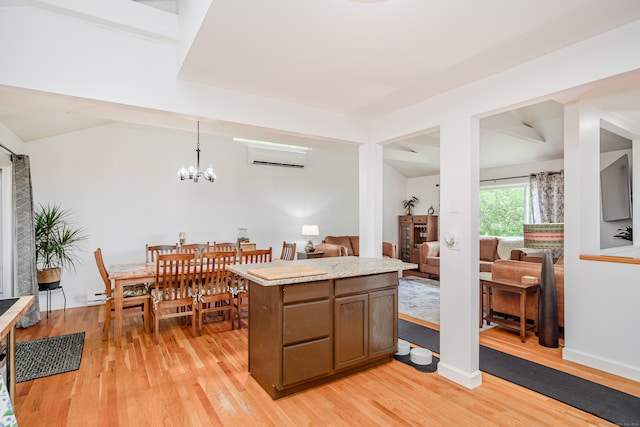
[[538, 250, 559, 348]]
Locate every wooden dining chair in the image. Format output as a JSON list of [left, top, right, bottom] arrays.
[[234, 247, 272, 329], [197, 250, 236, 331], [151, 252, 198, 344], [146, 244, 178, 263], [179, 243, 208, 260], [210, 241, 238, 252], [94, 248, 150, 341], [280, 241, 296, 261]]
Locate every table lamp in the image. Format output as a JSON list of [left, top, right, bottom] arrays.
[[523, 223, 564, 348], [301, 225, 319, 253]]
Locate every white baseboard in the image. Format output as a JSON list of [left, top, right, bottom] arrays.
[[437, 362, 483, 389], [563, 347, 640, 382]]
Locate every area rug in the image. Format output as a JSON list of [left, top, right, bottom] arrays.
[[11, 332, 85, 383], [398, 277, 440, 324], [399, 277, 495, 332], [397, 320, 640, 426]]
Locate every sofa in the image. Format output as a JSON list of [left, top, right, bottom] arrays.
[[418, 237, 501, 277], [510, 248, 560, 264], [490, 258, 565, 327], [315, 235, 397, 259]]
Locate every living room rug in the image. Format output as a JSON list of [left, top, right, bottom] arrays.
[[7, 332, 85, 383], [397, 320, 640, 426], [398, 277, 440, 324], [399, 276, 495, 332]]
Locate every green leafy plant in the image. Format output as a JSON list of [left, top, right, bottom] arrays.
[[34, 203, 88, 271], [402, 196, 419, 215], [613, 225, 633, 242]]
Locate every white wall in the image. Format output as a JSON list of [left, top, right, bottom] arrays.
[[407, 175, 440, 217], [564, 103, 640, 381], [382, 163, 407, 245], [24, 123, 359, 310]]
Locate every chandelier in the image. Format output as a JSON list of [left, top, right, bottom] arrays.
[[178, 121, 216, 183]]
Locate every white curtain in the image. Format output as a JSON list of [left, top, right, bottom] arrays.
[[12, 154, 40, 328]]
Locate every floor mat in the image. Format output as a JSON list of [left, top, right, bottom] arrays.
[[8, 332, 85, 382], [397, 319, 640, 426]]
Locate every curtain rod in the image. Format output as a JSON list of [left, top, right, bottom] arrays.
[[480, 175, 528, 183], [0, 142, 18, 157], [480, 170, 562, 183]]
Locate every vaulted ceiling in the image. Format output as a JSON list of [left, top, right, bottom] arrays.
[[2, 0, 640, 177]]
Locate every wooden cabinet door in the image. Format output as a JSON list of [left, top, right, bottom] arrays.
[[334, 294, 368, 370], [369, 288, 398, 358], [399, 216, 413, 263]]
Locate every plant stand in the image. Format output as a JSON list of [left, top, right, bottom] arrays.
[[38, 282, 66, 318]]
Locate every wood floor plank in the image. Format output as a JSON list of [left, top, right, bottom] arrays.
[[12, 306, 638, 426]]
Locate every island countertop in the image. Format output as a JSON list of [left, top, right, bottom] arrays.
[[227, 256, 417, 286]]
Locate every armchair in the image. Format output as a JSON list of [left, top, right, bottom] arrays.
[[418, 237, 501, 278]]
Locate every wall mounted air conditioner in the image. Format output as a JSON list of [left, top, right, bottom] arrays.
[[247, 145, 306, 168]]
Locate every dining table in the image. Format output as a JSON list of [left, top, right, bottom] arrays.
[[108, 261, 206, 346]]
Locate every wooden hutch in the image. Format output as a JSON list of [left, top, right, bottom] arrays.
[[399, 215, 438, 264]]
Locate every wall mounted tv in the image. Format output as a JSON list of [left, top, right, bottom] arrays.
[[601, 154, 632, 221]]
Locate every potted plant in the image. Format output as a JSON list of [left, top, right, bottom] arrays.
[[34, 203, 87, 288], [402, 196, 419, 215], [613, 225, 633, 241]]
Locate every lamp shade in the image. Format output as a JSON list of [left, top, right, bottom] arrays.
[[523, 223, 564, 249], [301, 224, 319, 237]]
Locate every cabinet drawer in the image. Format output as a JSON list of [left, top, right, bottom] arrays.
[[283, 300, 330, 345], [282, 338, 331, 386], [335, 272, 397, 297], [283, 281, 330, 304]]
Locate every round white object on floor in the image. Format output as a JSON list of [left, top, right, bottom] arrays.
[[396, 339, 410, 356], [410, 348, 433, 365]]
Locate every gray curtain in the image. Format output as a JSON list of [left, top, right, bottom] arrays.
[[12, 154, 40, 328], [529, 170, 564, 223]]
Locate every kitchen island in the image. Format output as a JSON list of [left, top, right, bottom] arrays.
[[228, 256, 416, 399]]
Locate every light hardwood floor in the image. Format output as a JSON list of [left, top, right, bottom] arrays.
[[14, 307, 639, 426]]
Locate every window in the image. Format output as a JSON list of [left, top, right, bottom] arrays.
[[479, 185, 529, 237]]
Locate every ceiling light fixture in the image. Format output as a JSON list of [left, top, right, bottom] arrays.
[[178, 121, 216, 183]]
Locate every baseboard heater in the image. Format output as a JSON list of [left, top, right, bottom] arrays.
[[86, 291, 106, 305]]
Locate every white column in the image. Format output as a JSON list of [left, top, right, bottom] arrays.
[[437, 114, 482, 389], [359, 143, 383, 258]]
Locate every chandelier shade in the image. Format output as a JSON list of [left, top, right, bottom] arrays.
[[178, 121, 216, 183]]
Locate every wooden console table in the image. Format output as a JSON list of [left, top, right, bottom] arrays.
[[480, 274, 538, 342], [297, 251, 324, 259], [0, 296, 35, 402]]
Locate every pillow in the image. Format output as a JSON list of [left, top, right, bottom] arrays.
[[349, 236, 359, 256], [479, 237, 499, 262], [324, 236, 354, 256]]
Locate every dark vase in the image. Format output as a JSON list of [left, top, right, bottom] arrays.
[[538, 250, 559, 348]]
